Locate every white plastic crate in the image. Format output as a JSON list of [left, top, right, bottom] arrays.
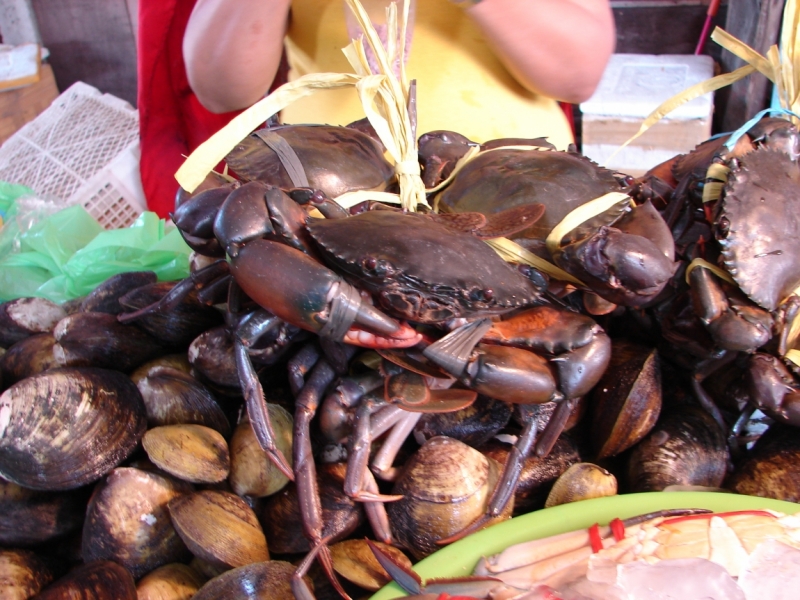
[[0, 81, 146, 229]]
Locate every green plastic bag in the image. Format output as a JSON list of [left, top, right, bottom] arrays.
[[0, 205, 193, 304]]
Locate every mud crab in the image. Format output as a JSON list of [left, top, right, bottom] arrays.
[[138, 176, 610, 598], [419, 131, 678, 310]]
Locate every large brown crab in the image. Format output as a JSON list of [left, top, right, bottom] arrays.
[[145, 179, 613, 598], [419, 131, 678, 309]]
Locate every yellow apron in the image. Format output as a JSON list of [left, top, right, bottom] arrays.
[[282, 0, 573, 149]]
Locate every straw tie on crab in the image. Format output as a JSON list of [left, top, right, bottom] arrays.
[[176, 0, 425, 212]]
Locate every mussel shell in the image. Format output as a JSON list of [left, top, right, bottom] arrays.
[[478, 435, 581, 513], [192, 560, 302, 600], [0, 297, 67, 349], [589, 340, 662, 459], [0, 367, 147, 490], [626, 404, 729, 492], [0, 476, 86, 546], [134, 367, 230, 436], [0, 548, 55, 597], [142, 425, 230, 484], [414, 395, 512, 447], [387, 436, 511, 559], [136, 563, 206, 600], [188, 326, 239, 388], [35, 559, 137, 599], [80, 271, 159, 314], [260, 462, 363, 554], [0, 333, 64, 387], [53, 312, 165, 372], [726, 423, 800, 502], [168, 490, 269, 570], [229, 410, 293, 498], [119, 282, 224, 348], [82, 467, 193, 579]]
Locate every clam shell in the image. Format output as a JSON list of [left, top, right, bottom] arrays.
[[229, 409, 293, 497], [34, 560, 137, 599], [136, 563, 206, 600], [331, 539, 412, 591], [81, 467, 193, 579], [143, 425, 230, 484], [192, 560, 303, 600], [0, 367, 147, 490], [387, 436, 511, 559], [544, 462, 618, 507], [0, 548, 54, 598], [168, 490, 269, 570]]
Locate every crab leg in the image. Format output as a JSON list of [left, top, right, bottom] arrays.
[[291, 353, 354, 600]]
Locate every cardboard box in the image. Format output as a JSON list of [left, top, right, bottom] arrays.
[[580, 54, 715, 177], [0, 62, 59, 144]]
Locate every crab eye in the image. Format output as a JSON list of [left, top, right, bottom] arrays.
[[364, 257, 378, 271], [483, 288, 494, 301]]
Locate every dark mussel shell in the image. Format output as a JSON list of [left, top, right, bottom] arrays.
[[478, 434, 581, 514], [119, 281, 224, 348], [0, 332, 63, 387], [188, 326, 239, 389], [726, 423, 800, 502], [259, 462, 363, 555], [0, 297, 67, 348], [132, 365, 230, 436], [35, 559, 137, 600], [626, 403, 729, 492], [414, 395, 513, 447], [0, 476, 86, 546], [82, 467, 193, 579], [79, 271, 158, 314], [589, 339, 662, 459], [0, 367, 147, 490], [54, 311, 165, 372]]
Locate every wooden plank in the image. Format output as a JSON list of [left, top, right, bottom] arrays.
[[718, 0, 785, 131], [29, 0, 137, 106], [0, 62, 59, 144]]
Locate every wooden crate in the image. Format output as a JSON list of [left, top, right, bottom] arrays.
[[0, 62, 59, 145]]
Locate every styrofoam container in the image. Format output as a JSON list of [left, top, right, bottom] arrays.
[[0, 81, 146, 228], [580, 54, 715, 176]]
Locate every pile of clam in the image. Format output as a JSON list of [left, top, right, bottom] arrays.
[[1, 114, 800, 599]]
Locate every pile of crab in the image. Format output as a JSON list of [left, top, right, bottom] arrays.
[[2, 113, 800, 599]]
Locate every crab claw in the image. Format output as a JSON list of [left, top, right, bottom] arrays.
[[231, 238, 421, 348]]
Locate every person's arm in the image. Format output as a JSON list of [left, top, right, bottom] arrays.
[[465, 0, 615, 104], [183, 0, 292, 113]]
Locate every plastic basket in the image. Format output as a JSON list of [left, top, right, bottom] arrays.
[[0, 81, 146, 229]]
